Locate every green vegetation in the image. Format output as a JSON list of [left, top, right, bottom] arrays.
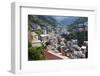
[[28, 15, 58, 29], [67, 17, 88, 31], [73, 17, 88, 24], [28, 42, 32, 48], [28, 43, 45, 60], [34, 29, 43, 36], [66, 17, 88, 46]]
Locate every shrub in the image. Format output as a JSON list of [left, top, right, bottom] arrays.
[[28, 46, 45, 60], [35, 29, 43, 36], [28, 42, 32, 48]]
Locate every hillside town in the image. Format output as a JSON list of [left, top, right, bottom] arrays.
[[28, 15, 88, 60]]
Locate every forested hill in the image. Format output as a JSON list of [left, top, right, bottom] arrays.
[[58, 17, 79, 25], [53, 16, 88, 26], [28, 15, 88, 31], [28, 15, 58, 28]]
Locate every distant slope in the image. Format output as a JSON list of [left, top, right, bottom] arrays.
[[28, 15, 58, 27], [58, 17, 79, 25]]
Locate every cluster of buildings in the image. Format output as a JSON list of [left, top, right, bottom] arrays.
[[28, 21, 88, 59]]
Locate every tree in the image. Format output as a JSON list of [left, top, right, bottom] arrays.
[[28, 46, 45, 60]]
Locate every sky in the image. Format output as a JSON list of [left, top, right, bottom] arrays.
[[53, 16, 67, 22]]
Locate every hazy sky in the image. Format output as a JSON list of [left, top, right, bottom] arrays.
[[53, 16, 67, 22]]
